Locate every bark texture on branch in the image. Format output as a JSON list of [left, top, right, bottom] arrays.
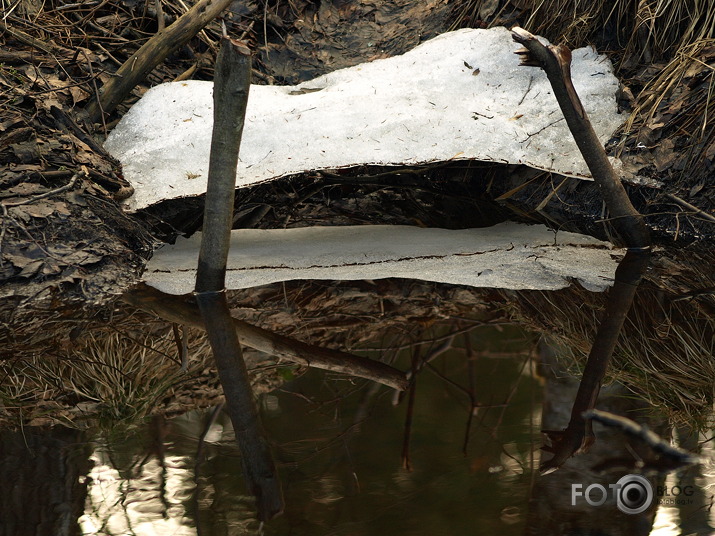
[[195, 39, 251, 292], [84, 0, 233, 123], [510, 27, 652, 474], [194, 37, 282, 521], [539, 249, 650, 474], [511, 27, 650, 250], [584, 409, 701, 469]]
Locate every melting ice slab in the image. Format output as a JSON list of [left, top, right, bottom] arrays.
[[105, 27, 623, 211], [144, 223, 622, 294]]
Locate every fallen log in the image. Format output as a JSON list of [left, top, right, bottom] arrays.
[[84, 0, 233, 123]]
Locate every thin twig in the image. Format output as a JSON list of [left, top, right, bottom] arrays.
[[155, 0, 165, 32], [391, 335, 454, 405], [401, 344, 420, 471], [80, 49, 107, 138], [665, 193, 715, 224], [584, 409, 702, 467], [2, 170, 84, 208]]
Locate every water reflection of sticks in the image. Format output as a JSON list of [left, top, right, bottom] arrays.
[[584, 409, 702, 472], [511, 27, 653, 474]]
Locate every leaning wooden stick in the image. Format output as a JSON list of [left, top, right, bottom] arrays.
[[510, 27, 652, 474], [121, 283, 409, 391], [194, 37, 282, 521], [539, 248, 650, 474], [84, 0, 233, 123], [511, 27, 650, 250]]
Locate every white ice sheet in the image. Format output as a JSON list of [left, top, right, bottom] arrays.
[[105, 27, 623, 211], [144, 223, 622, 294]]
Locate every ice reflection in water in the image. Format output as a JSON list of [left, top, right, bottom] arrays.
[[650, 439, 715, 535], [80, 448, 196, 535]]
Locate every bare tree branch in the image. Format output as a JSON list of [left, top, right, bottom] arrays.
[[121, 284, 409, 391], [84, 0, 234, 123]]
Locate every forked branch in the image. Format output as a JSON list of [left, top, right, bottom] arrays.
[[511, 27, 650, 250], [510, 27, 652, 474]]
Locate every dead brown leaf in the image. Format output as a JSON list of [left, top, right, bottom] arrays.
[[25, 200, 61, 218], [654, 138, 677, 172], [3, 183, 48, 198], [69, 86, 91, 106], [18, 259, 45, 278]]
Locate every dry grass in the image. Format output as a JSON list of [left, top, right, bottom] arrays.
[[0, 314, 217, 427], [502, 270, 715, 427], [615, 299, 715, 422], [523, 0, 635, 51], [528, 0, 715, 64], [617, 38, 715, 178], [0, 279, 502, 429], [623, 0, 715, 63], [454, 0, 715, 62]]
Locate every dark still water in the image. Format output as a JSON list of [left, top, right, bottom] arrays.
[[2, 325, 714, 536], [80, 327, 539, 535]]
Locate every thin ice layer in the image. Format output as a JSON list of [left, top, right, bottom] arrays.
[[105, 27, 624, 211], [144, 223, 622, 294]]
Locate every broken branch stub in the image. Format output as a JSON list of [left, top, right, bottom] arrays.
[[511, 26, 650, 250]]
